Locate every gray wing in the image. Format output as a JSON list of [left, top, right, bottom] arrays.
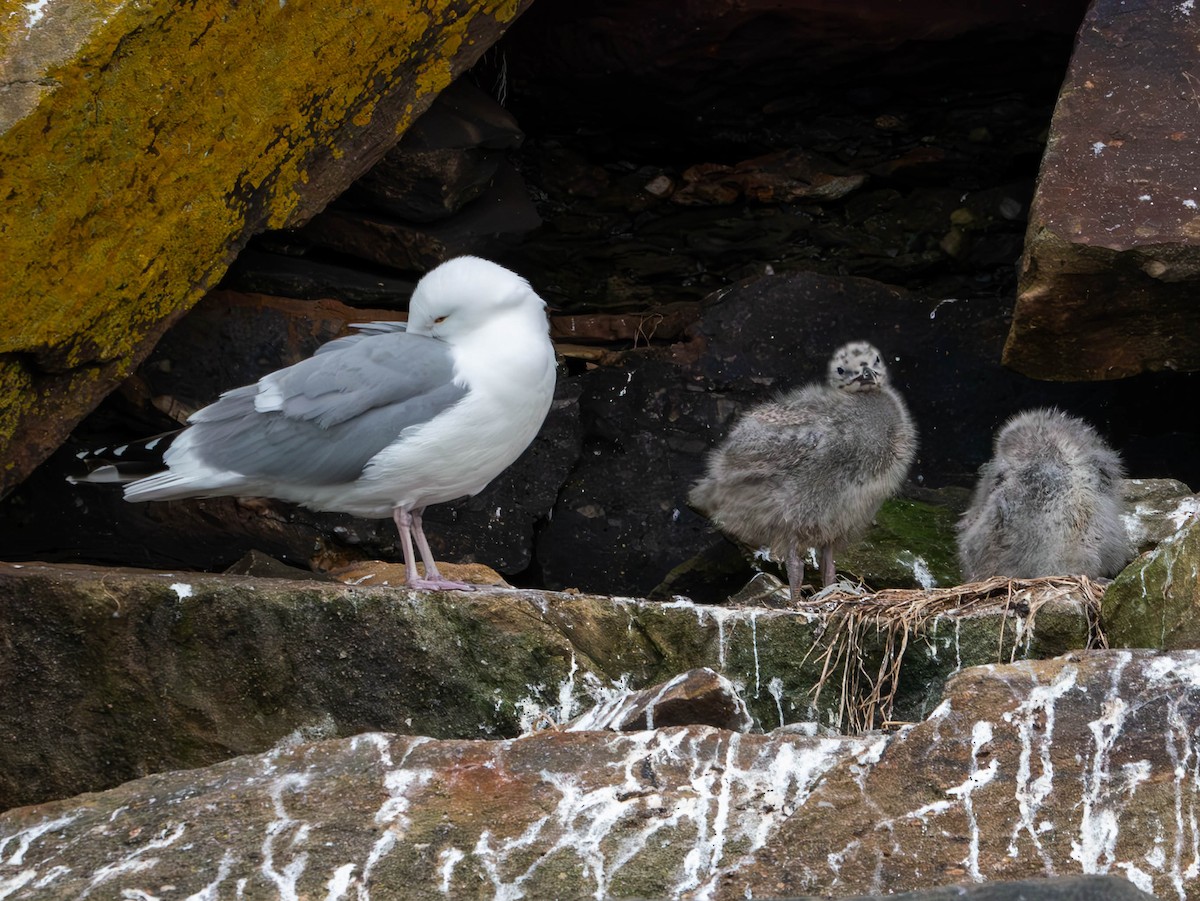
[[312, 321, 408, 357], [180, 331, 467, 485]]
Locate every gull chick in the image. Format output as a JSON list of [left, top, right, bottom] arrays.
[[690, 341, 917, 602], [957, 408, 1131, 581]]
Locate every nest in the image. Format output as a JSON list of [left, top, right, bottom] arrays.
[[801, 575, 1109, 734]]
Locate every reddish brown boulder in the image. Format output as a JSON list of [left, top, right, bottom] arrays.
[[1007, 0, 1200, 379]]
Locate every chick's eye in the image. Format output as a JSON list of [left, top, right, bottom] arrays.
[[836, 367, 845, 375]]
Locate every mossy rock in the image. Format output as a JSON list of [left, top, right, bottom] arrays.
[[1103, 518, 1200, 649], [840, 496, 963, 590], [656, 493, 965, 601], [2, 561, 1097, 811]]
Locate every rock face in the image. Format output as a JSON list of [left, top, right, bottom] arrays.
[[0, 563, 1098, 812], [1007, 0, 1200, 379], [1104, 516, 1200, 650], [0, 649, 1194, 899], [727, 650, 1200, 899], [0, 0, 534, 497]]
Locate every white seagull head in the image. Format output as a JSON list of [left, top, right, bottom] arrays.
[[407, 256, 546, 342]]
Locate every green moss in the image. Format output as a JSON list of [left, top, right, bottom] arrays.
[[840, 497, 963, 589], [1104, 519, 1200, 649]]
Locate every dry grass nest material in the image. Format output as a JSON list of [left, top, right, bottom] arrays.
[[803, 575, 1109, 734]]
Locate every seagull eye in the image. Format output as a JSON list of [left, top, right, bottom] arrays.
[[433, 315, 447, 324]]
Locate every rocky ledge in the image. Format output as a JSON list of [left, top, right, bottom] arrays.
[[0, 561, 1106, 812], [1, 646, 1196, 899]]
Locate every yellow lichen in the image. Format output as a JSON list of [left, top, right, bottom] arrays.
[[0, 0, 527, 487]]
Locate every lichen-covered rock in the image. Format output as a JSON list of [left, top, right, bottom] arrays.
[[0, 0, 533, 496], [1006, 0, 1200, 379], [1103, 517, 1200, 649]]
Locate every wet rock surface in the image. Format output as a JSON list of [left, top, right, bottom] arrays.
[[1, 649, 1194, 900]]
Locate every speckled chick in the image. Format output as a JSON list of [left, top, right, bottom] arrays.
[[957, 408, 1131, 581], [689, 341, 917, 602]]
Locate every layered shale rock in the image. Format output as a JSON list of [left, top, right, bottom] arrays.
[[0, 0, 533, 496], [1007, 0, 1200, 379], [0, 562, 1099, 811], [0, 649, 1194, 899]]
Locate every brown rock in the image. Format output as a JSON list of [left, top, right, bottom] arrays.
[[1007, 0, 1200, 379], [0, 0, 534, 496], [673, 150, 866, 207], [330, 560, 509, 589], [549, 304, 701, 345], [721, 649, 1200, 898], [302, 161, 541, 270], [567, 667, 754, 732], [349, 78, 525, 221], [1, 650, 1195, 899]]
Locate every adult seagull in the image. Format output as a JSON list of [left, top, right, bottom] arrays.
[[113, 256, 557, 590]]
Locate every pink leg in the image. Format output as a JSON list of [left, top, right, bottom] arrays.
[[392, 507, 474, 591], [786, 545, 806, 604], [819, 545, 836, 588]]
